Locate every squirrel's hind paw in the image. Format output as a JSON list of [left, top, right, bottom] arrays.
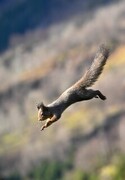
[[101, 95, 106, 100]]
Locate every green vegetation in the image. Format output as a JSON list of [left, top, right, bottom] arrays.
[[0, 130, 30, 155], [28, 160, 71, 180], [5, 154, 125, 180]]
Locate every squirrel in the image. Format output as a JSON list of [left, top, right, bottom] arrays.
[[37, 44, 109, 131]]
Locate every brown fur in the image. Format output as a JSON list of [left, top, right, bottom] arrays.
[[37, 44, 109, 130]]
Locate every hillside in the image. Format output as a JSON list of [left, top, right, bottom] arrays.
[[0, 0, 120, 52], [0, 0, 125, 179]]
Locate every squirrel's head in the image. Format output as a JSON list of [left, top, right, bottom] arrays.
[[37, 102, 53, 121]]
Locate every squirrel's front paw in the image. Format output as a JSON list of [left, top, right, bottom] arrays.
[[41, 125, 46, 131]]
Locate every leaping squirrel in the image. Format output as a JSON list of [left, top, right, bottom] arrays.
[[37, 45, 109, 130]]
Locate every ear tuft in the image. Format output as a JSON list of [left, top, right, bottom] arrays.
[[37, 102, 44, 110]]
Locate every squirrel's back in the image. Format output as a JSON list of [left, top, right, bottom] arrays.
[[73, 44, 109, 89]]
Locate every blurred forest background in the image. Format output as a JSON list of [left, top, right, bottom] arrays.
[[0, 0, 125, 179]]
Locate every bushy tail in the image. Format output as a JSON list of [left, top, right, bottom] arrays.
[[75, 44, 109, 88]]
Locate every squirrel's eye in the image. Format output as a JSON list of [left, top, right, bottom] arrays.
[[41, 112, 44, 116]]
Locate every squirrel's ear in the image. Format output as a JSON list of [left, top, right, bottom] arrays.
[[37, 102, 44, 110], [37, 102, 48, 111]]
